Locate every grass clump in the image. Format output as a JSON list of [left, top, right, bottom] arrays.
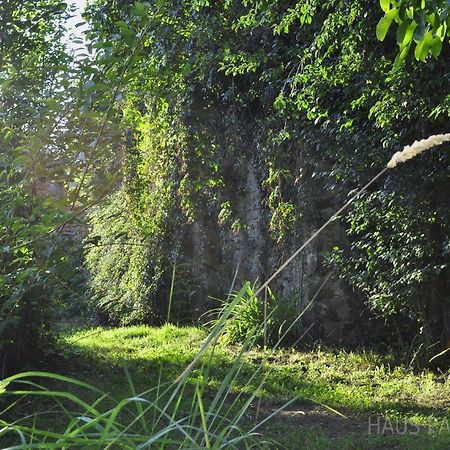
[[0, 370, 274, 449], [212, 283, 301, 348]]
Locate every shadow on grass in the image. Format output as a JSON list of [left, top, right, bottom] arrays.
[[3, 325, 449, 449], [52, 327, 450, 425]]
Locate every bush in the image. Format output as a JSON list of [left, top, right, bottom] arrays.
[[84, 190, 162, 326], [213, 282, 302, 347], [0, 183, 85, 375], [329, 190, 450, 360]]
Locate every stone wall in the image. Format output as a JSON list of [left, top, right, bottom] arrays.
[[179, 155, 368, 344]]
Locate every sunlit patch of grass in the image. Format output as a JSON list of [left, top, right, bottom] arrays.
[[64, 324, 208, 364], [2, 322, 450, 449], [59, 325, 450, 429]]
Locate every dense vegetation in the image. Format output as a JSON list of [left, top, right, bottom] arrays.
[[80, 0, 450, 357], [0, 0, 449, 447], [0, 0, 84, 373], [1, 0, 449, 371]]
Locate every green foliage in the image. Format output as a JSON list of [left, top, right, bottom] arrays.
[[0, 169, 86, 373], [0, 0, 89, 375], [0, 0, 440, 361], [214, 283, 302, 347], [1, 0, 157, 374], [85, 190, 162, 325], [123, 99, 185, 234], [330, 192, 448, 318], [82, 0, 450, 353], [377, 0, 450, 63], [84, 100, 191, 324]]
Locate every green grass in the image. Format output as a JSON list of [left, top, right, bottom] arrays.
[[61, 325, 450, 419], [2, 323, 450, 449], [63, 325, 450, 447]]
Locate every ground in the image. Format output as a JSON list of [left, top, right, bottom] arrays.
[[2, 324, 450, 449]]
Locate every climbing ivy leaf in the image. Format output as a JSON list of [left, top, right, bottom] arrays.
[[376, 8, 398, 41]]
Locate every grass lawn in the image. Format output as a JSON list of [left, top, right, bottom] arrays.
[[2, 324, 450, 449]]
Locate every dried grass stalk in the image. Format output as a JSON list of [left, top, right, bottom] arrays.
[[387, 133, 450, 168]]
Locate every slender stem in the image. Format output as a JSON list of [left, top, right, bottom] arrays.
[[70, 21, 152, 211], [263, 286, 267, 350], [167, 260, 176, 323], [254, 167, 388, 298]]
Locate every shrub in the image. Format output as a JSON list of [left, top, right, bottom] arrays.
[[213, 282, 302, 347], [329, 190, 450, 360], [0, 183, 85, 375], [84, 190, 162, 326]]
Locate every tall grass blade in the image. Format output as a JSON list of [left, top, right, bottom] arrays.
[[167, 260, 176, 323], [196, 384, 212, 448]]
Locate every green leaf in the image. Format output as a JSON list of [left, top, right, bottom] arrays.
[[115, 21, 136, 41], [396, 19, 417, 46], [0, 379, 10, 394], [431, 37, 443, 57], [380, 0, 391, 13], [427, 12, 438, 28], [131, 2, 148, 17], [416, 30, 434, 60], [376, 8, 398, 41], [92, 41, 111, 49], [414, 37, 427, 61], [405, 21, 418, 46], [97, 55, 120, 66], [436, 23, 446, 39], [115, 20, 128, 28]]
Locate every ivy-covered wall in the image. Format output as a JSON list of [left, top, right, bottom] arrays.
[[84, 0, 450, 350]]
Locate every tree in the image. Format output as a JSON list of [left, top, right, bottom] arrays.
[[377, 0, 450, 62], [0, 0, 83, 374]]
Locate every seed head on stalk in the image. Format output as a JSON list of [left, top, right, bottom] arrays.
[[387, 133, 450, 169]]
